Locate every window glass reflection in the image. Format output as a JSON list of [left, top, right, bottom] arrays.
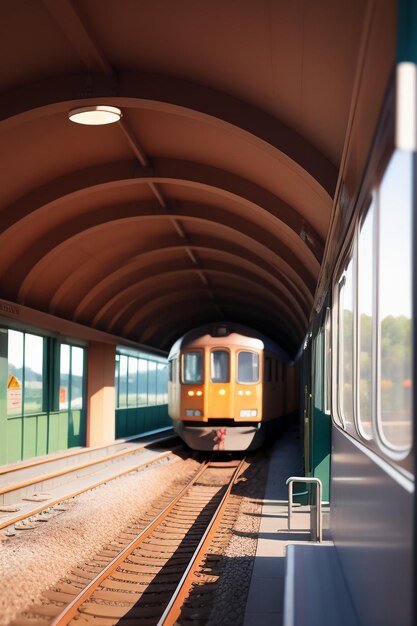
[[183, 352, 203, 384], [7, 330, 24, 416], [358, 204, 374, 438], [378, 150, 412, 449], [237, 351, 259, 383], [24, 334, 43, 414], [119, 355, 128, 408], [338, 260, 354, 427], [128, 357, 138, 408], [71, 347, 84, 410], [211, 350, 229, 383], [138, 359, 148, 406]]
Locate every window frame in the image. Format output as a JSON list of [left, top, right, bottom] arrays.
[[210, 349, 230, 383], [236, 350, 260, 384], [181, 350, 204, 385]]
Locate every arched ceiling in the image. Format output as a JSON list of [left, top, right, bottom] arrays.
[[0, 0, 367, 356]]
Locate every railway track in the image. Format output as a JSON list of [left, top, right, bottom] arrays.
[[0, 434, 181, 533], [20, 456, 247, 626]]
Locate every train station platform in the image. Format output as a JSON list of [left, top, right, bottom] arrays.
[[244, 428, 331, 626]]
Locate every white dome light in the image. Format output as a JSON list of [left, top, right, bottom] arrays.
[[68, 105, 122, 125]]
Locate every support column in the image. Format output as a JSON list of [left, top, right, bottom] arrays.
[[86, 342, 116, 446], [0, 329, 8, 464]]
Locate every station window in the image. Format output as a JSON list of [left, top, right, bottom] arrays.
[[211, 350, 229, 383], [357, 203, 374, 438], [127, 357, 138, 408], [115, 354, 168, 408], [148, 361, 157, 405], [138, 358, 148, 406], [7, 330, 44, 416], [59, 344, 85, 411], [182, 352, 203, 384], [378, 151, 412, 450], [118, 354, 128, 408], [337, 259, 354, 428], [237, 351, 259, 384], [157, 363, 168, 404]]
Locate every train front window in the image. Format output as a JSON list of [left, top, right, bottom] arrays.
[[182, 352, 203, 384], [237, 351, 259, 383], [211, 350, 229, 383]]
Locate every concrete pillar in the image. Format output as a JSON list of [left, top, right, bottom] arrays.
[[86, 342, 116, 446]]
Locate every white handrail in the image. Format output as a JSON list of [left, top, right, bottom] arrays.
[[286, 476, 323, 542]]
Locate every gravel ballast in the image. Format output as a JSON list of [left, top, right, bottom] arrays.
[[1, 450, 271, 626], [0, 454, 198, 626]]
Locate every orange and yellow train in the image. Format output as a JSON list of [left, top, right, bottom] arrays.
[[168, 324, 296, 451]]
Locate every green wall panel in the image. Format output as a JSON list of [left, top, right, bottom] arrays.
[[22, 415, 39, 460], [6, 418, 23, 464], [37, 415, 48, 457], [115, 404, 170, 439]]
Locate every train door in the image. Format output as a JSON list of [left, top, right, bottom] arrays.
[[207, 349, 231, 418], [310, 311, 331, 502]]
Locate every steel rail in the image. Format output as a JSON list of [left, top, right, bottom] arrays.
[[0, 430, 173, 476], [158, 456, 248, 626], [0, 435, 176, 495], [50, 458, 212, 626], [0, 446, 182, 531]]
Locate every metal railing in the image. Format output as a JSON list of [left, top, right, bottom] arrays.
[[286, 476, 322, 542]]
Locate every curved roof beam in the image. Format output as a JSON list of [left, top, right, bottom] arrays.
[[113, 256, 307, 334], [0, 71, 337, 197], [129, 289, 302, 347], [2, 203, 316, 299], [117, 274, 305, 340], [44, 239, 309, 320], [148, 305, 297, 355], [0, 158, 323, 261], [101, 269, 300, 338]]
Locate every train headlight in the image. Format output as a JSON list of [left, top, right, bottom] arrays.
[[240, 409, 257, 417], [196, 390, 203, 396], [187, 390, 195, 396], [185, 409, 202, 416], [245, 390, 252, 396], [238, 390, 244, 396], [219, 389, 226, 395]]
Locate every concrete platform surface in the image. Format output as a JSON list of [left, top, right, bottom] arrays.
[[244, 428, 331, 626]]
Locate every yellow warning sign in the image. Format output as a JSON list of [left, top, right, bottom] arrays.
[[8, 374, 21, 389], [7, 375, 22, 413]]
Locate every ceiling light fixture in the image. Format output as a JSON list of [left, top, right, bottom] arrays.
[[68, 105, 122, 126]]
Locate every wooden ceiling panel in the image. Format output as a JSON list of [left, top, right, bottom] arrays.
[[0, 0, 370, 355]]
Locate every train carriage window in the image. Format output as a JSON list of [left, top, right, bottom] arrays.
[[338, 259, 354, 428], [237, 351, 259, 384], [168, 359, 175, 382], [264, 357, 272, 382], [183, 351, 203, 384], [357, 202, 374, 438], [211, 350, 229, 383], [377, 150, 412, 450]]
